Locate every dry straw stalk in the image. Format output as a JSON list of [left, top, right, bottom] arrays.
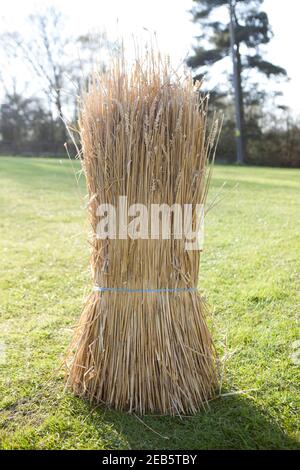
[[66, 50, 220, 415]]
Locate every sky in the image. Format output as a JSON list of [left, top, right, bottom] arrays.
[[1, 0, 300, 114]]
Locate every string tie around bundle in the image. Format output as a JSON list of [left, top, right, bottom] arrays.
[[93, 286, 197, 293]]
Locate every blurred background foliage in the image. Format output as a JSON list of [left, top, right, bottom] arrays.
[[0, 1, 299, 167]]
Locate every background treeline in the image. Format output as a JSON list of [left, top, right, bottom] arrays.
[[0, 1, 299, 166], [0, 91, 66, 156], [214, 98, 300, 167]]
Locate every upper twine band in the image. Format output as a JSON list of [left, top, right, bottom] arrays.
[[93, 287, 197, 293]]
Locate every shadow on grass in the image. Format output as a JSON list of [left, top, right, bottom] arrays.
[[76, 393, 299, 450]]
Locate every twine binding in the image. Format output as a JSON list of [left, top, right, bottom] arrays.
[[93, 286, 197, 293]]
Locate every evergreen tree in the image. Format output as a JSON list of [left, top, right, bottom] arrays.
[[187, 0, 287, 158]]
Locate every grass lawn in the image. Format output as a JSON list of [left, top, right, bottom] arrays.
[[0, 156, 299, 450]]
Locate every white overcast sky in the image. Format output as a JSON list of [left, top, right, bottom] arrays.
[[1, 0, 299, 114]]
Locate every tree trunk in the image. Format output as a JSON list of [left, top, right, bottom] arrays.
[[55, 88, 67, 144], [236, 44, 246, 159]]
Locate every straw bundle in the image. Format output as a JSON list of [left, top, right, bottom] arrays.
[[66, 51, 219, 415]]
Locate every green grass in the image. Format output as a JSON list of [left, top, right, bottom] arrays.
[[0, 156, 299, 450]]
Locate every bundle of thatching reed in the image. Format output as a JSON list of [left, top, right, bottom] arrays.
[[66, 50, 219, 415]]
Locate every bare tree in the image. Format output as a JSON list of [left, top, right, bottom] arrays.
[[0, 5, 119, 151], [1, 6, 73, 140]]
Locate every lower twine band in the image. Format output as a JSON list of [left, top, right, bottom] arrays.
[[93, 287, 197, 293]]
